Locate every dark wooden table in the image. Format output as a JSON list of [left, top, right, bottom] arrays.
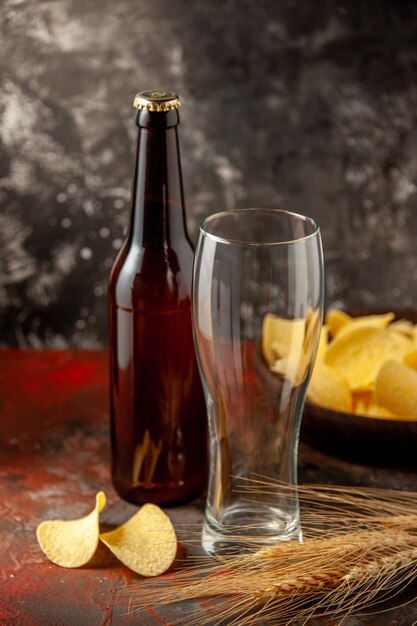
[[1, 349, 417, 625]]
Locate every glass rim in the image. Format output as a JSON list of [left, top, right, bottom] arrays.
[[199, 208, 320, 247]]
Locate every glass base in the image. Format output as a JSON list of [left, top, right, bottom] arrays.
[[202, 503, 302, 556]]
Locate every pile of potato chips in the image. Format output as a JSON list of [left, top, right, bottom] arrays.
[[308, 310, 417, 420], [36, 493, 177, 576]]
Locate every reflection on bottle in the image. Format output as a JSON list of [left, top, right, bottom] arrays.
[[132, 431, 163, 488], [167, 427, 186, 485]]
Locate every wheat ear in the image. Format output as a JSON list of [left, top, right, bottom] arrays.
[[128, 483, 417, 625]]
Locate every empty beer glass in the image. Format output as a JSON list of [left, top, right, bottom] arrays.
[[192, 208, 324, 555]]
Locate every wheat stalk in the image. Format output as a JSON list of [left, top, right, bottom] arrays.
[[128, 482, 417, 625]]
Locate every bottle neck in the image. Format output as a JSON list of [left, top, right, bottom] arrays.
[[129, 124, 189, 246]]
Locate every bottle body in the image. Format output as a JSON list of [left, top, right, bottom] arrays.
[[108, 92, 207, 505]]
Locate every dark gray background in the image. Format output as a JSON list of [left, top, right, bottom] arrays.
[[1, 0, 417, 347]]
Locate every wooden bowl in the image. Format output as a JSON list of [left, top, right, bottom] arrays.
[[301, 308, 417, 467]]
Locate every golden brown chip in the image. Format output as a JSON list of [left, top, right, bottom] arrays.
[[307, 361, 352, 412], [404, 350, 417, 370], [316, 325, 329, 362], [100, 503, 177, 577], [375, 360, 417, 420], [353, 397, 395, 419], [324, 327, 410, 391], [36, 492, 106, 568], [267, 309, 322, 386], [335, 312, 395, 340], [352, 390, 374, 412], [261, 313, 305, 366], [325, 309, 351, 337], [389, 319, 414, 337], [304, 307, 322, 353], [270, 354, 308, 386], [308, 311, 417, 420]]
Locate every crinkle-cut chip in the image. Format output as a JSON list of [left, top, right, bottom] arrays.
[[324, 327, 410, 391], [325, 309, 351, 337], [36, 492, 106, 568], [261, 314, 306, 366], [100, 504, 177, 577], [404, 350, 417, 371], [389, 318, 414, 337], [335, 312, 395, 340], [375, 360, 417, 420], [307, 361, 352, 412]]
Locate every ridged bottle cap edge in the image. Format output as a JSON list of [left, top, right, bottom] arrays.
[[133, 90, 181, 112]]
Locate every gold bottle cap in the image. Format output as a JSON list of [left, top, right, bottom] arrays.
[[133, 90, 181, 112]]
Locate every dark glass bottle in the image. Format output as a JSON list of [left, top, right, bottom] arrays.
[[109, 90, 207, 506]]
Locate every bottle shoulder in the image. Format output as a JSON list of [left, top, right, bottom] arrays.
[[109, 240, 194, 311]]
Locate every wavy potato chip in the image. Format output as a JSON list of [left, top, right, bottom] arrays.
[[351, 391, 396, 419], [335, 312, 395, 340], [307, 361, 352, 412], [266, 310, 322, 386], [325, 309, 351, 337], [316, 325, 329, 362], [270, 354, 308, 387], [324, 327, 410, 391], [404, 350, 417, 371], [36, 491, 106, 568], [307, 310, 417, 419], [352, 390, 374, 412], [364, 404, 395, 419], [390, 318, 414, 338], [304, 307, 321, 351], [375, 360, 417, 420], [354, 397, 395, 419], [100, 503, 177, 577], [261, 314, 306, 367]]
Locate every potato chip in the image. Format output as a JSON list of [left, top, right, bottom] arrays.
[[335, 312, 395, 340], [266, 309, 322, 386], [100, 503, 177, 577], [262, 313, 305, 367], [307, 310, 417, 420], [352, 390, 374, 412], [304, 308, 322, 356], [364, 404, 395, 419], [325, 309, 351, 337], [316, 325, 329, 362], [353, 397, 395, 419], [307, 361, 352, 412], [270, 354, 308, 387], [404, 350, 417, 371], [36, 491, 106, 568], [353, 398, 369, 416], [389, 318, 414, 338], [375, 360, 417, 420], [324, 327, 410, 391]]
